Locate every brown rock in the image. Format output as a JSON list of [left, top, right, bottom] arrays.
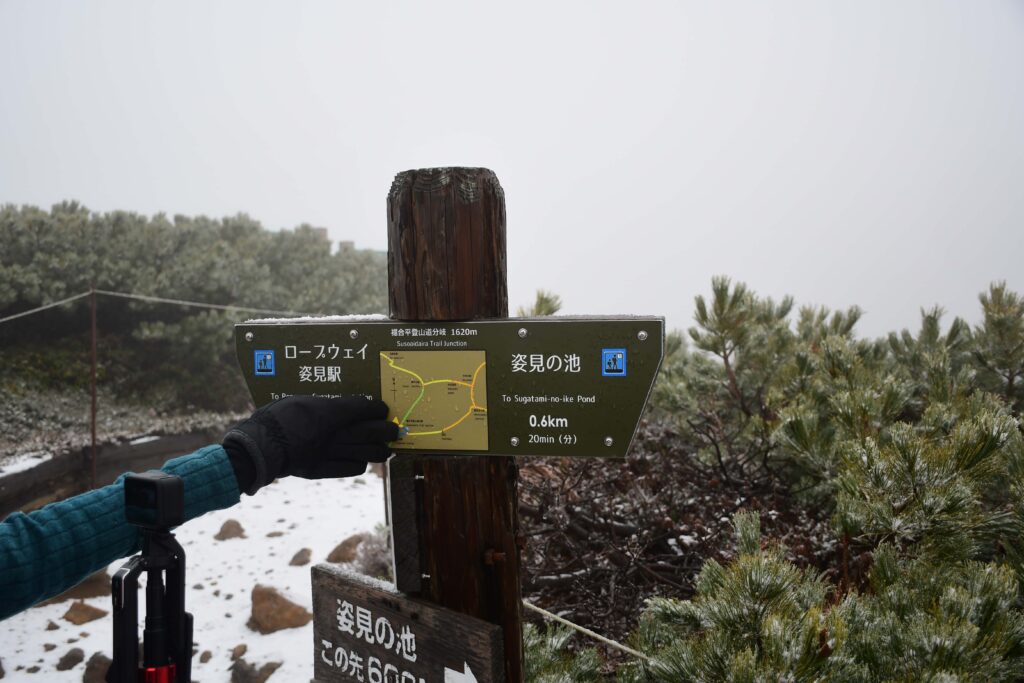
[[62, 601, 107, 625], [289, 548, 312, 566], [200, 650, 212, 663], [230, 658, 257, 683], [246, 585, 311, 634], [46, 620, 60, 631], [265, 531, 284, 538], [26, 665, 39, 673], [327, 533, 368, 563], [230, 658, 283, 683], [38, 570, 110, 605], [0, 657, 4, 678], [257, 662, 282, 682], [43, 644, 56, 651], [215, 519, 246, 540], [83, 652, 111, 683], [56, 647, 84, 671], [231, 644, 248, 661]]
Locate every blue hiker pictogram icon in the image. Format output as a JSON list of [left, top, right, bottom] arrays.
[[254, 350, 276, 376], [602, 348, 627, 376]]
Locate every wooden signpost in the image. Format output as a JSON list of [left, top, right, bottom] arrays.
[[313, 564, 502, 683], [235, 168, 664, 682], [385, 168, 523, 683]]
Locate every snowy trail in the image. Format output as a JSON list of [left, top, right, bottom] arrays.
[[0, 473, 388, 681]]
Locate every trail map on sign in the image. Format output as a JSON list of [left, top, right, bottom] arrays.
[[380, 350, 488, 451]]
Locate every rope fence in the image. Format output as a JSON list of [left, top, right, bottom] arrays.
[[93, 289, 309, 317], [0, 289, 310, 325], [522, 599, 651, 661], [0, 291, 93, 325]]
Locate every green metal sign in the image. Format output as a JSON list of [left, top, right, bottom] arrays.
[[236, 316, 664, 458]]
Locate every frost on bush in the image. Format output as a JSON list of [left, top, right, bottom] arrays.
[[829, 546, 1024, 682], [618, 514, 1024, 683], [524, 279, 1024, 681], [618, 511, 837, 682], [523, 623, 601, 683]]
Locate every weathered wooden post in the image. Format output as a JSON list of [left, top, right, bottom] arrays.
[[386, 167, 524, 682], [234, 168, 664, 683], [90, 285, 98, 490]]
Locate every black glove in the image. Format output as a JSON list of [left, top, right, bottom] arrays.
[[222, 395, 399, 495]]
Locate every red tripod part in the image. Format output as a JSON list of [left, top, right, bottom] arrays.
[[143, 663, 177, 683]]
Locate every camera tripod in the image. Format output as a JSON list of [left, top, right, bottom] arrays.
[[108, 471, 193, 683]]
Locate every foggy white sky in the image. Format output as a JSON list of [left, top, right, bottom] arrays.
[[1, 1, 1021, 337]]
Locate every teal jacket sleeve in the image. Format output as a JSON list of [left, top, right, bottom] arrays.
[[0, 444, 241, 621]]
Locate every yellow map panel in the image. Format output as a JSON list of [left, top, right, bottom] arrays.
[[379, 350, 488, 451]]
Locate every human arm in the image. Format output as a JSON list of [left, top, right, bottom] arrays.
[[0, 395, 397, 620], [0, 445, 239, 621]]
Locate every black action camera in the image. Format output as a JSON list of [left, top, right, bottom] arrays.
[[110, 471, 192, 683], [124, 470, 185, 530]]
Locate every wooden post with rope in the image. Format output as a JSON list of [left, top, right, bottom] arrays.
[[90, 286, 98, 490], [386, 167, 524, 682]]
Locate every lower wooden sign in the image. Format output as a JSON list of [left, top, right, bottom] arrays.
[[312, 564, 504, 683]]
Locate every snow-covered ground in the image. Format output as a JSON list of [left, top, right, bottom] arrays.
[[0, 451, 54, 477], [0, 473, 388, 681]]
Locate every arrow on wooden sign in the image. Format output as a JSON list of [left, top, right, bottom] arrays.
[[444, 662, 478, 683]]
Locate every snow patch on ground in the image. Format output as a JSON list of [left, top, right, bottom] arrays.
[[127, 435, 162, 445], [0, 474, 388, 681], [0, 451, 53, 477]]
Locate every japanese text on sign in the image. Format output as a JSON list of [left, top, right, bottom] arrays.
[[337, 599, 418, 662], [286, 344, 368, 360], [511, 353, 581, 373], [323, 598, 423, 683]]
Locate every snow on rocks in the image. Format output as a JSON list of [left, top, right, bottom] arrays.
[[0, 473, 386, 681]]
